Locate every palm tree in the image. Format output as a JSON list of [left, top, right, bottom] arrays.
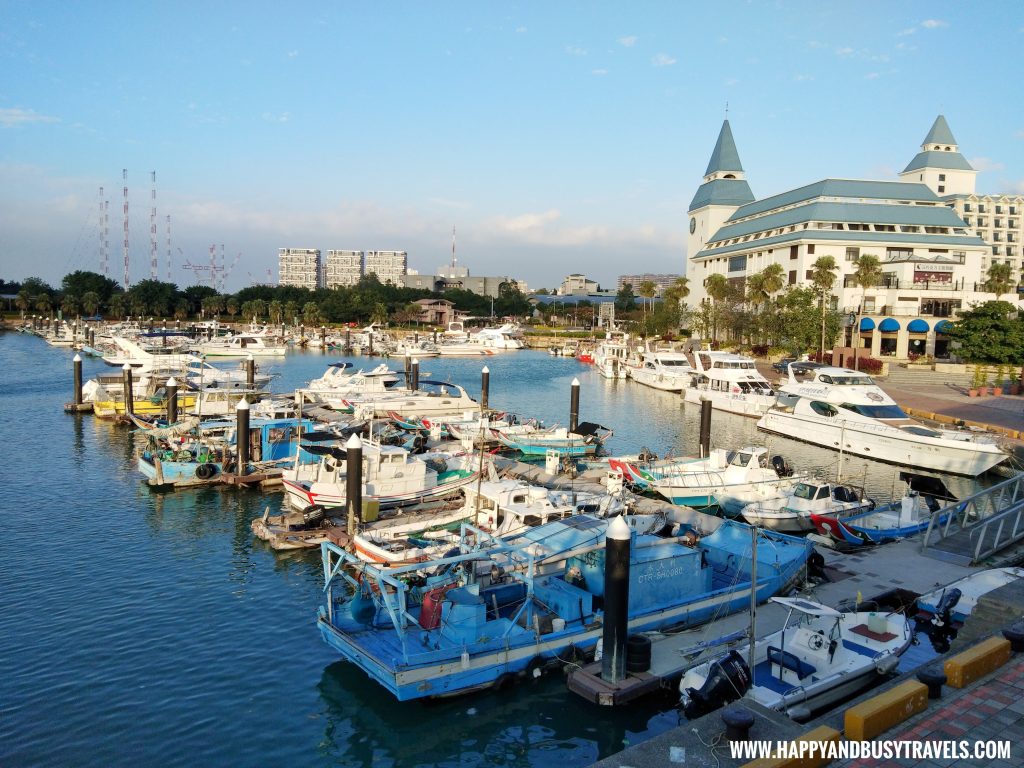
[[303, 301, 321, 326], [61, 294, 80, 319], [760, 263, 785, 299], [809, 256, 839, 361], [370, 302, 388, 326], [225, 297, 239, 319], [201, 295, 223, 319], [34, 293, 52, 316], [15, 290, 32, 317], [108, 293, 126, 320], [984, 262, 1014, 300], [638, 280, 657, 317], [249, 298, 266, 323], [284, 300, 299, 325], [704, 273, 730, 344], [851, 254, 882, 371], [174, 298, 190, 321], [268, 300, 283, 325], [81, 291, 101, 318]]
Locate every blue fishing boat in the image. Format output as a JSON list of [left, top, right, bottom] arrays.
[[316, 515, 812, 700], [137, 416, 315, 488]]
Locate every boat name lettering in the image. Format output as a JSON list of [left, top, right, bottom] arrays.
[[638, 564, 686, 584]]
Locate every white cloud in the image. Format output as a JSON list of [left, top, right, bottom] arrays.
[[565, 45, 587, 56], [487, 208, 678, 250], [1015, 130, 1024, 140], [725, 78, 739, 86], [717, 36, 728, 44], [835, 46, 854, 56], [426, 197, 470, 210], [287, 50, 299, 58], [1011, 180, 1024, 194], [651, 53, 676, 67], [865, 72, 881, 79], [262, 112, 290, 123], [970, 157, 1005, 173], [921, 19, 948, 29], [515, 26, 527, 33], [793, 73, 814, 82], [618, 35, 637, 47], [897, 27, 916, 37], [808, 40, 827, 48], [0, 107, 59, 127], [592, 68, 608, 76]]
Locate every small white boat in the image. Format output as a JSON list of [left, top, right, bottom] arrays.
[[682, 350, 776, 417], [757, 366, 1007, 476], [196, 334, 287, 357], [628, 344, 694, 392], [304, 363, 403, 409], [739, 479, 875, 533], [593, 331, 632, 379], [915, 567, 1024, 627], [184, 358, 274, 391], [680, 597, 912, 721], [470, 324, 525, 350], [346, 382, 480, 419]]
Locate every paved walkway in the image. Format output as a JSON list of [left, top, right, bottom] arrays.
[[836, 652, 1024, 768]]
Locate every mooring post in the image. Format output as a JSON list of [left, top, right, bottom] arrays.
[[411, 358, 420, 391], [600, 516, 632, 683], [345, 328, 351, 352], [321, 325, 327, 349], [432, 328, 438, 344], [166, 377, 178, 423], [236, 399, 250, 477], [699, 398, 712, 458], [122, 363, 134, 416], [245, 354, 255, 388], [73, 353, 83, 406], [481, 366, 490, 411], [346, 434, 363, 536], [569, 377, 580, 433], [404, 353, 412, 387], [368, 332, 374, 356]]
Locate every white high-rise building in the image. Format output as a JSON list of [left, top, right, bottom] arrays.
[[365, 250, 407, 285], [324, 250, 364, 288], [278, 248, 321, 289]]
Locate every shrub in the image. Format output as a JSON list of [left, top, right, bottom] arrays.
[[843, 355, 883, 375], [751, 344, 769, 357]]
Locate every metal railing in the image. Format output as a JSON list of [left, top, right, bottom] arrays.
[[921, 473, 1024, 564]]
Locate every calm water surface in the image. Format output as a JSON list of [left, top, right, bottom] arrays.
[[0, 333, 985, 767]]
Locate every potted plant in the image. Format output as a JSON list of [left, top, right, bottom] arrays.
[[970, 364, 985, 397], [992, 365, 1006, 396]]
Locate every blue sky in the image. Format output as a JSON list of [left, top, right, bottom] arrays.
[[2, 1, 1022, 292]]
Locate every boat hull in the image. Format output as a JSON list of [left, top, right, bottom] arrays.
[[683, 388, 774, 418]]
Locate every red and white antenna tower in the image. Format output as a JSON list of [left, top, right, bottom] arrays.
[[219, 244, 226, 291], [209, 244, 218, 289], [166, 214, 172, 281], [122, 169, 130, 289], [150, 171, 158, 280]]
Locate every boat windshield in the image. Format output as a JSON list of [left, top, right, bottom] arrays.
[[661, 359, 690, 367], [901, 425, 942, 438], [839, 403, 907, 419], [792, 483, 820, 500], [825, 375, 875, 386]]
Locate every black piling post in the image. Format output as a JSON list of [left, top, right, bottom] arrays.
[[411, 358, 420, 391], [481, 365, 490, 411], [699, 398, 712, 458], [162, 319, 167, 346], [569, 377, 580, 433], [345, 328, 351, 352], [404, 354, 412, 387], [600, 516, 632, 684], [73, 353, 83, 406], [166, 377, 178, 423], [235, 400, 250, 477], [368, 332, 374, 356], [122, 363, 134, 416], [432, 328, 438, 344], [321, 325, 327, 349], [414, 331, 419, 344], [245, 354, 255, 388], [346, 434, 363, 535]]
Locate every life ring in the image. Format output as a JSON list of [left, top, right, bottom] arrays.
[[195, 463, 216, 480]]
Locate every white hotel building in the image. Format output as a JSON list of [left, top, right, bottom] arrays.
[[278, 248, 321, 290], [686, 117, 1010, 360]]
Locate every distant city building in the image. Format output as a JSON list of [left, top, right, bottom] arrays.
[[558, 274, 599, 295], [685, 116, 1003, 360], [616, 273, 681, 296], [364, 250, 408, 285], [323, 249, 364, 288], [278, 248, 321, 289]]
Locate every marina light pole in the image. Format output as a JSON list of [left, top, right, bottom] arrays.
[[600, 516, 632, 684]]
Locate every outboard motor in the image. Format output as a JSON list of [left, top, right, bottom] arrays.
[[930, 587, 962, 628], [771, 455, 793, 478], [638, 446, 657, 463], [680, 650, 751, 719], [302, 505, 326, 527]]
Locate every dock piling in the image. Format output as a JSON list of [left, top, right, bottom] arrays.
[[411, 358, 420, 391], [245, 354, 255, 388], [569, 378, 580, 433], [600, 516, 632, 684], [122, 363, 134, 416], [321, 325, 327, 349], [481, 366, 490, 411], [236, 400, 250, 477], [166, 377, 178, 423], [73, 353, 83, 406], [699, 398, 712, 458], [346, 434, 363, 536]]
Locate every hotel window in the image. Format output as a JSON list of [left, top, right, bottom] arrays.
[[863, 297, 876, 313], [788, 270, 797, 285], [996, 205, 1003, 214], [789, 245, 798, 259], [845, 247, 860, 261], [1010, 220, 1017, 228], [807, 244, 815, 254], [964, 203, 972, 212], [938, 186, 945, 193], [979, 204, 987, 213], [995, 219, 1003, 228], [939, 174, 946, 181]]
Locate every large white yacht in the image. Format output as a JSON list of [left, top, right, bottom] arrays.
[[757, 366, 1007, 476], [593, 331, 632, 379], [682, 350, 776, 417], [629, 343, 694, 392]]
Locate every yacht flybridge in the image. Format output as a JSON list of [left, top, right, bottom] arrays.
[[757, 366, 1007, 476]]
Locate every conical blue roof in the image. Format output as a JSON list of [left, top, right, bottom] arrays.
[[923, 115, 957, 146], [704, 120, 744, 176]]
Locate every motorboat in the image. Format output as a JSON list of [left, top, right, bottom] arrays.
[[739, 479, 875, 533], [680, 597, 911, 721], [470, 324, 525, 351], [282, 441, 478, 512], [101, 335, 196, 370], [592, 332, 632, 379], [628, 344, 694, 392], [493, 421, 612, 457], [184, 358, 275, 391], [345, 382, 480, 419], [316, 515, 812, 700], [756, 366, 1007, 476], [304, 363, 403, 409], [195, 333, 287, 357], [613, 446, 800, 516], [682, 350, 776, 417], [914, 567, 1024, 628]]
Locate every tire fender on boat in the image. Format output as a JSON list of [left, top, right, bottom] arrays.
[[195, 463, 216, 480], [525, 656, 547, 680]]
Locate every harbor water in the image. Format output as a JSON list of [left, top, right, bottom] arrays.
[[0, 333, 986, 767]]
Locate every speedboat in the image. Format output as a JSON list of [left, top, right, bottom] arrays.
[[304, 362, 403, 409], [184, 358, 275, 391], [682, 350, 776, 417], [739, 479, 876, 533], [680, 597, 911, 721], [628, 344, 694, 392], [757, 366, 1007, 476], [915, 567, 1024, 627], [493, 421, 613, 457]]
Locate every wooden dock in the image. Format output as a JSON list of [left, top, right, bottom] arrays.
[[221, 469, 284, 487]]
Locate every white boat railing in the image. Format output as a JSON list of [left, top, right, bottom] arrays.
[[921, 474, 1024, 563]]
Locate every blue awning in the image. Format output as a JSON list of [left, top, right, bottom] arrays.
[[908, 319, 930, 333], [859, 317, 875, 331], [935, 320, 953, 333], [878, 318, 900, 332]]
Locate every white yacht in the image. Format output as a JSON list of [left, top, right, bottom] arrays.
[[184, 358, 274, 391], [196, 333, 287, 357], [470, 324, 525, 350], [757, 366, 1007, 476], [593, 332, 632, 379], [682, 350, 776, 417], [629, 344, 694, 392]]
